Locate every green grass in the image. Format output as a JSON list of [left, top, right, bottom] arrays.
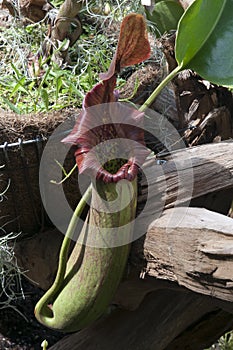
[[0, 0, 143, 114], [0, 21, 113, 113]]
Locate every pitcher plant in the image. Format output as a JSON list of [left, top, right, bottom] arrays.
[[35, 13, 151, 332]]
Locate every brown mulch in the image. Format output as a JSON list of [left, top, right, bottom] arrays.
[[0, 109, 79, 144]]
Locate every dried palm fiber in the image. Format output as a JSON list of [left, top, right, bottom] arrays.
[[0, 109, 81, 236]]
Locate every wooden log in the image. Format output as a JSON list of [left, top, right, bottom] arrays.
[[48, 207, 233, 350], [166, 308, 233, 350], [144, 207, 233, 302], [138, 141, 233, 215], [49, 285, 233, 350]]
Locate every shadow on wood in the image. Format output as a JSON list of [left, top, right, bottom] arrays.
[[49, 285, 233, 350], [50, 207, 233, 350]]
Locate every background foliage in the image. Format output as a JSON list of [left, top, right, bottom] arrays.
[[0, 0, 144, 113]]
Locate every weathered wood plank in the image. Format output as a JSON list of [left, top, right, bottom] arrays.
[[138, 141, 233, 214], [166, 308, 233, 350], [49, 285, 233, 350], [144, 207, 233, 302]]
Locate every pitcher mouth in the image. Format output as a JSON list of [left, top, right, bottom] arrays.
[[62, 13, 150, 184]]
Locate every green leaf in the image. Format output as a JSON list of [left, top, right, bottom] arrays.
[[145, 0, 184, 36], [1, 97, 21, 114], [40, 67, 51, 87], [68, 82, 85, 99], [40, 88, 49, 111], [10, 63, 21, 80], [10, 77, 27, 97], [176, 0, 233, 87], [56, 76, 63, 102]]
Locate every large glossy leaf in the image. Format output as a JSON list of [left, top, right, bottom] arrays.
[[176, 0, 233, 87], [145, 0, 184, 36]]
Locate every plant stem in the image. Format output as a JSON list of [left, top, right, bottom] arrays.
[[41, 340, 48, 350], [35, 185, 92, 319], [52, 184, 92, 283], [139, 65, 181, 112]]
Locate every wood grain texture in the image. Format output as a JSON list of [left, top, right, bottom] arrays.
[[138, 141, 233, 214], [145, 207, 233, 302], [49, 286, 233, 350]]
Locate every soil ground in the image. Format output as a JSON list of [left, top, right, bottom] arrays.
[[0, 277, 64, 350]]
